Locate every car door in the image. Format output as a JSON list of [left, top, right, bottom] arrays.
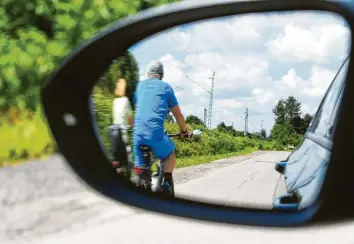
[[284, 56, 350, 196]]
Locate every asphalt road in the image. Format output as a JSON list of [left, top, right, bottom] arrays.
[[175, 151, 289, 208], [1, 151, 354, 244]]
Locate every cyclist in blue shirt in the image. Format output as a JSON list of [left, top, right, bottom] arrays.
[[133, 60, 188, 195]]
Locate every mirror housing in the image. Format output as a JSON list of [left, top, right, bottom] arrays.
[[275, 161, 286, 174], [41, 0, 354, 227]]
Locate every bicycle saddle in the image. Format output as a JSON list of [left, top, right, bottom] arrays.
[[139, 145, 151, 153]]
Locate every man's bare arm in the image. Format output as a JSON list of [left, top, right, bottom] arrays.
[[170, 105, 187, 132]]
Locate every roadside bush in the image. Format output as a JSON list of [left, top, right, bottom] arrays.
[[164, 122, 277, 158], [91, 86, 115, 158], [0, 106, 56, 165], [258, 143, 264, 150]]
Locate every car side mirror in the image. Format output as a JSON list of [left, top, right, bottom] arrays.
[[41, 0, 354, 227], [275, 161, 286, 174]]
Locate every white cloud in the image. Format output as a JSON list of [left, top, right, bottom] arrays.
[[182, 52, 271, 91], [215, 99, 244, 109], [166, 16, 261, 54], [163, 11, 350, 63], [271, 66, 336, 100], [309, 66, 337, 92], [267, 23, 350, 64], [252, 88, 275, 104]]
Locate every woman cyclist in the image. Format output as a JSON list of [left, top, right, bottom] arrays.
[[109, 78, 134, 175]]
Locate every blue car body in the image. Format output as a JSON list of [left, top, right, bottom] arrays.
[[273, 56, 350, 211]]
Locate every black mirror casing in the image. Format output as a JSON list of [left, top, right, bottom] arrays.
[[41, 0, 354, 227], [275, 161, 286, 174]]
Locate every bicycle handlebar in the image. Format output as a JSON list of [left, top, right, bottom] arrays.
[[113, 126, 200, 139], [167, 132, 182, 137], [167, 131, 194, 138]]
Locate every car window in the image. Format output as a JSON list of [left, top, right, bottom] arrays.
[[307, 57, 349, 139]]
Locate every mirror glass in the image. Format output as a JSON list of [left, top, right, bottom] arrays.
[[91, 10, 351, 210]]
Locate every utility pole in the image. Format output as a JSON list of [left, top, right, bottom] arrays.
[[204, 108, 207, 126], [261, 120, 263, 131], [208, 71, 215, 129], [244, 108, 248, 136], [185, 71, 215, 129]]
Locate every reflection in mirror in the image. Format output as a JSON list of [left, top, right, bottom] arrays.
[[91, 10, 351, 210]]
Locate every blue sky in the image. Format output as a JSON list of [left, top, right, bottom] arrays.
[[128, 10, 351, 134]]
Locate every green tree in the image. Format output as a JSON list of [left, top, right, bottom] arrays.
[[260, 129, 267, 139], [0, 0, 180, 113], [272, 96, 302, 125], [290, 113, 313, 135], [233, 130, 245, 137], [272, 99, 286, 124], [217, 121, 228, 131], [0, 0, 181, 163], [97, 51, 139, 107], [270, 121, 299, 146], [302, 113, 313, 130], [285, 95, 302, 121], [186, 115, 204, 126], [290, 115, 303, 134], [271, 95, 306, 147]]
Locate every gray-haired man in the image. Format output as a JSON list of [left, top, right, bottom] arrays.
[[132, 60, 188, 195]]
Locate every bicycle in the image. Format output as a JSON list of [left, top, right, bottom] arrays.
[[108, 125, 134, 179], [136, 129, 202, 197]]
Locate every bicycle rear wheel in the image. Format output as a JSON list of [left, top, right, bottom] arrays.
[[153, 160, 164, 193], [169, 176, 175, 197]]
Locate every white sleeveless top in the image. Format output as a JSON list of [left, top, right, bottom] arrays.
[[112, 96, 133, 129]]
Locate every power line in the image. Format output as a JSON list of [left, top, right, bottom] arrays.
[[163, 30, 214, 72], [187, 76, 213, 79], [185, 76, 211, 94], [162, 30, 217, 129], [185, 73, 215, 130]]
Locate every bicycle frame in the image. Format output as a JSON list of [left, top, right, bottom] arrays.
[[144, 132, 180, 194], [134, 130, 201, 196]]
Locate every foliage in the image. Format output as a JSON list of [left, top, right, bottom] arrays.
[[0, 0, 180, 165], [164, 122, 276, 159], [91, 86, 115, 157], [247, 130, 267, 140], [0, 0, 179, 112], [0, 106, 56, 166], [186, 115, 205, 126], [273, 95, 302, 124], [271, 95, 313, 147], [260, 129, 267, 139], [96, 52, 139, 108], [217, 121, 244, 137], [92, 53, 139, 159]]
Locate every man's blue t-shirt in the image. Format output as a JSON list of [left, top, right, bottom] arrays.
[[133, 78, 178, 140]]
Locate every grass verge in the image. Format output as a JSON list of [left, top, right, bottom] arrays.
[[0, 108, 56, 167], [175, 147, 256, 168]]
